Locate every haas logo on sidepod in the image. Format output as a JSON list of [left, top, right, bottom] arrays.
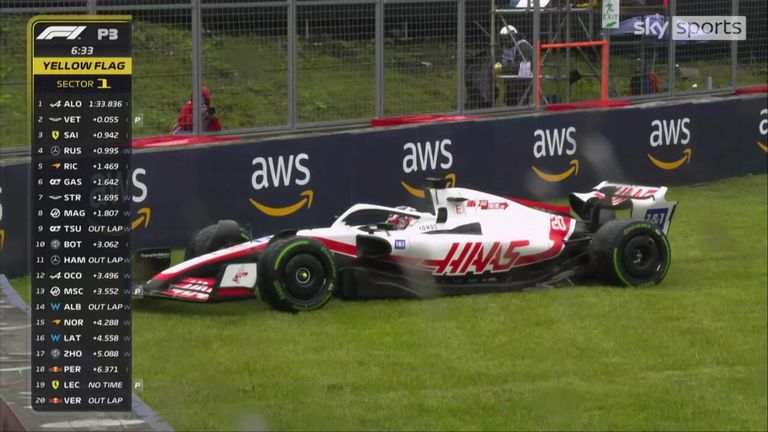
[[531, 127, 579, 182], [427, 215, 571, 276], [249, 153, 313, 217], [647, 117, 692, 170], [400, 139, 455, 198]]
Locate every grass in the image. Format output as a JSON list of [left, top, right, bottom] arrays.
[[8, 174, 767, 430]]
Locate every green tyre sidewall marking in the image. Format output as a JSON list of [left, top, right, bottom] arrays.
[[260, 237, 337, 312], [274, 240, 309, 270], [612, 247, 633, 286], [659, 232, 672, 281], [623, 223, 647, 236], [611, 225, 670, 287], [273, 280, 286, 300]]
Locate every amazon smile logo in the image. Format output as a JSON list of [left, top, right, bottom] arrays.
[[131, 207, 151, 230], [531, 126, 579, 183], [648, 117, 692, 171], [648, 148, 692, 170], [401, 173, 456, 198], [249, 153, 313, 217], [250, 190, 314, 217], [532, 159, 579, 182]]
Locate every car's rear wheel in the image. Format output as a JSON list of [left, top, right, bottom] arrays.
[[589, 219, 670, 286], [184, 220, 250, 260], [257, 237, 337, 312]]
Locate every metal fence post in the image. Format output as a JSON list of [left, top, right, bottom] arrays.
[[375, 0, 384, 118], [731, 0, 738, 91], [288, 0, 297, 128], [667, 0, 675, 97], [565, 1, 571, 103], [191, 0, 202, 135], [456, 0, 465, 114], [533, 0, 540, 109]]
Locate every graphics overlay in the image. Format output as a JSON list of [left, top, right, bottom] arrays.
[[29, 15, 133, 411]]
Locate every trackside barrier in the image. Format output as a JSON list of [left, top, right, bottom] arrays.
[[1, 95, 766, 277]]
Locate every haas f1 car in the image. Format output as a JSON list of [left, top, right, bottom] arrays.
[[135, 180, 677, 312]]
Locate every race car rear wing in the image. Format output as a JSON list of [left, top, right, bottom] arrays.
[[569, 181, 678, 234]]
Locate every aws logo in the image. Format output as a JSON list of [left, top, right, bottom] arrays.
[[531, 127, 579, 182], [647, 118, 692, 170], [86, 168, 150, 234], [758, 108, 767, 153], [249, 153, 313, 217], [131, 168, 150, 230], [400, 139, 455, 198]]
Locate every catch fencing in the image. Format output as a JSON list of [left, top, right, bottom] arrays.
[[0, 0, 765, 145]]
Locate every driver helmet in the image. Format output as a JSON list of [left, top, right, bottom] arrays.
[[386, 206, 418, 230], [499, 25, 518, 37]]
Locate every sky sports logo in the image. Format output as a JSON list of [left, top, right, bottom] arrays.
[[633, 16, 746, 41]]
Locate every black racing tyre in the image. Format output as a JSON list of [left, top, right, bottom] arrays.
[[588, 219, 671, 286], [257, 237, 337, 312], [184, 220, 250, 260]]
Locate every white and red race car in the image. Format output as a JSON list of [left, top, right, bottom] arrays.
[[135, 180, 677, 312]]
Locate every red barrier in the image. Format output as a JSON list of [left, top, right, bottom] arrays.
[[133, 134, 241, 149], [371, 114, 483, 127], [545, 99, 631, 112], [734, 84, 768, 95]]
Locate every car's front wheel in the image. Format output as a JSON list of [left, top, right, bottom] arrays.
[[589, 219, 671, 286], [184, 220, 250, 260], [257, 237, 337, 312]]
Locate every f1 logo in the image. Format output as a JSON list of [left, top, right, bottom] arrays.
[[97, 28, 118, 40], [37, 26, 86, 40]]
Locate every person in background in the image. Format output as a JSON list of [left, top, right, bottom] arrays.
[[499, 25, 533, 107], [465, 49, 498, 109], [171, 86, 222, 134], [628, 63, 660, 96]]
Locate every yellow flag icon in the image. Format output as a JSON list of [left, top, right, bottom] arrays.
[[51, 130, 59, 140]]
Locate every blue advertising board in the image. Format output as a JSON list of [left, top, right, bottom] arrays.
[[1, 94, 765, 277]]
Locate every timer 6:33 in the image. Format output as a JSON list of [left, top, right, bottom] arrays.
[[70, 46, 94, 55]]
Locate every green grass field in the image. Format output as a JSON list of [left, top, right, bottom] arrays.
[[9, 174, 767, 430]]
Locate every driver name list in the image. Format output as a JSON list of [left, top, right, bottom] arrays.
[[30, 16, 133, 411]]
